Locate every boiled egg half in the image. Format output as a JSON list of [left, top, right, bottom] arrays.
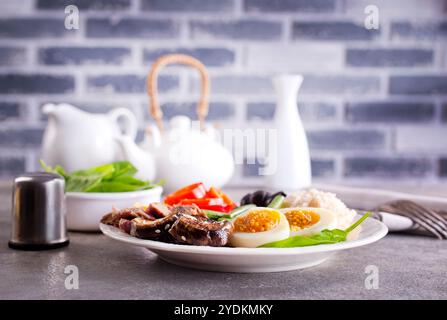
[[230, 208, 290, 248], [281, 207, 337, 237]]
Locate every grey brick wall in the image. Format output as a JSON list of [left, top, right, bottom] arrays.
[[0, 0, 446, 187]]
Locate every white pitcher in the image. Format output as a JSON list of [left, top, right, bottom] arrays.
[[41, 103, 156, 180], [267, 75, 312, 190]]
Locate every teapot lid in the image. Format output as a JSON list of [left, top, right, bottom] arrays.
[[169, 116, 191, 131]]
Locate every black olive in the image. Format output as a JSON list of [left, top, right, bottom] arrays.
[[251, 190, 270, 206], [240, 191, 265, 206], [240, 190, 287, 207], [240, 193, 253, 206]]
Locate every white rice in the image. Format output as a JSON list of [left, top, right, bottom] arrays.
[[283, 188, 356, 230]]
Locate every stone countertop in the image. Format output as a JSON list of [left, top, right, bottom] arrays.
[[0, 183, 446, 300]]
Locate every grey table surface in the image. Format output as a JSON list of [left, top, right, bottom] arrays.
[[0, 182, 446, 300]]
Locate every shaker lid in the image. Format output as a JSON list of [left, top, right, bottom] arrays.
[[15, 172, 63, 183]]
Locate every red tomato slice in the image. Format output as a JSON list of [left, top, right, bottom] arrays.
[[180, 198, 226, 206], [206, 186, 221, 198], [200, 204, 234, 213], [164, 182, 207, 205], [207, 187, 235, 207], [164, 183, 236, 213], [220, 192, 235, 207], [179, 198, 233, 213]]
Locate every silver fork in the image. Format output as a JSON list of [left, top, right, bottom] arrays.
[[372, 200, 447, 239]]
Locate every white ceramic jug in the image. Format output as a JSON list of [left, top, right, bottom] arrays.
[[141, 54, 234, 192], [41, 103, 156, 180], [267, 75, 312, 190]]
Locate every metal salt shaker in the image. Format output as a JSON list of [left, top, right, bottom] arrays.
[[9, 172, 69, 250]]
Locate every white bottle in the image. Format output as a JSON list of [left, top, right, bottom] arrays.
[[267, 74, 312, 191]]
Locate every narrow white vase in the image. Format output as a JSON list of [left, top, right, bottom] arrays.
[[267, 74, 312, 191]]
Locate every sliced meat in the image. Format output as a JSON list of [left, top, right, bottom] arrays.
[[130, 212, 179, 241], [118, 219, 132, 234], [101, 207, 154, 227], [148, 203, 172, 218], [172, 204, 205, 217], [168, 214, 233, 247], [103, 204, 231, 247]]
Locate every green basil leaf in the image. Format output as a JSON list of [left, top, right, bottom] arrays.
[[40, 159, 67, 178], [259, 235, 340, 248], [65, 173, 104, 192], [86, 181, 146, 193], [112, 175, 148, 186], [259, 212, 370, 248], [70, 163, 115, 179], [40, 160, 157, 193], [106, 161, 137, 179]]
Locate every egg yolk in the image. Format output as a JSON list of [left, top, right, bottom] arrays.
[[284, 209, 320, 231], [234, 209, 280, 233]]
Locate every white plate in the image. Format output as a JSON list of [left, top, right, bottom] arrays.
[[100, 215, 387, 273], [67, 186, 163, 231]]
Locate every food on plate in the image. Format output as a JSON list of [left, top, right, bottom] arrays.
[[229, 208, 290, 248], [204, 204, 256, 221], [260, 212, 370, 248], [267, 194, 286, 209], [203, 194, 283, 222], [164, 182, 207, 204], [101, 206, 155, 226], [283, 188, 356, 230], [129, 205, 205, 241], [102, 203, 172, 232], [171, 204, 204, 217], [101, 202, 233, 247], [169, 214, 233, 246], [130, 213, 180, 241], [240, 190, 286, 208], [41, 160, 159, 193], [281, 207, 337, 237], [148, 202, 172, 218], [164, 182, 236, 213], [100, 185, 369, 249]]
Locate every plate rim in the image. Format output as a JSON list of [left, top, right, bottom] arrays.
[[99, 216, 388, 256]]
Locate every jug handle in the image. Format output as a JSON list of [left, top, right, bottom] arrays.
[[145, 124, 161, 148], [146, 54, 210, 132], [108, 108, 138, 140]]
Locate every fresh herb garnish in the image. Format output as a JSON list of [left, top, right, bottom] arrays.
[[259, 212, 370, 248], [40, 160, 159, 193]]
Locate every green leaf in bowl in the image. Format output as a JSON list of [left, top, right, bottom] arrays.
[[41, 160, 158, 193]]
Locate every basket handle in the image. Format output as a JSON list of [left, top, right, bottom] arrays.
[[146, 54, 210, 132]]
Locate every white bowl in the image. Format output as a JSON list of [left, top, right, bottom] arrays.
[[66, 186, 163, 231], [100, 215, 388, 273]]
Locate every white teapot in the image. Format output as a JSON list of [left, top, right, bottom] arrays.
[[142, 116, 234, 192], [141, 54, 234, 192], [41, 103, 155, 180]]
